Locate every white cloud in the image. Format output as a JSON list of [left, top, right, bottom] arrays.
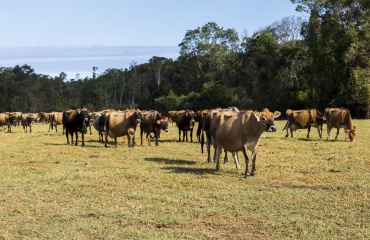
[[0, 45, 180, 79]]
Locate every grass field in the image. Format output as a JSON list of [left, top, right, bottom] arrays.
[[0, 120, 369, 239]]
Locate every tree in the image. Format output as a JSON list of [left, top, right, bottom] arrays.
[[293, 0, 370, 116]]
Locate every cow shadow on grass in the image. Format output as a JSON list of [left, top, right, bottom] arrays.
[[144, 157, 197, 165], [162, 166, 217, 175], [144, 157, 217, 175], [43, 142, 103, 148]]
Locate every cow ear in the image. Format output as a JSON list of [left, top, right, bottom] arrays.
[[273, 111, 281, 118], [252, 112, 260, 122], [156, 120, 161, 125]]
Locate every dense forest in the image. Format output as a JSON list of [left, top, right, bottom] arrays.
[[1, 0, 369, 118]]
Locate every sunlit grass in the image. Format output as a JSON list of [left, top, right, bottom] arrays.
[[0, 120, 369, 239]]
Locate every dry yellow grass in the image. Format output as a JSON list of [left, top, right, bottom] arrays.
[[0, 120, 369, 239]]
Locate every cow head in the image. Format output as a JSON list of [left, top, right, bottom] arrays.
[[185, 110, 196, 129], [254, 108, 281, 132], [158, 117, 169, 132], [344, 126, 356, 142], [133, 109, 142, 123]]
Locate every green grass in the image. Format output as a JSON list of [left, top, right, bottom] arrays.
[[0, 120, 369, 239]]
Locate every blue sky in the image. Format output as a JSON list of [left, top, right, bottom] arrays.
[[0, 0, 304, 79]]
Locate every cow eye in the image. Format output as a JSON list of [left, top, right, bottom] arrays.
[[262, 116, 267, 122]]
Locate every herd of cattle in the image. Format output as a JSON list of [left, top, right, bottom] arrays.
[[0, 107, 356, 178]]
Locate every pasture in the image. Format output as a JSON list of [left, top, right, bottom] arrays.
[[0, 120, 369, 239]]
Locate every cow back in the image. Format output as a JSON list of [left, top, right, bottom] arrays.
[[325, 107, 354, 129]]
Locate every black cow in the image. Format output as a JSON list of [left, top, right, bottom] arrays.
[[62, 108, 88, 146], [140, 110, 169, 146], [176, 110, 196, 142]]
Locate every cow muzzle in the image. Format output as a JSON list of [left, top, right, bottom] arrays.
[[267, 125, 277, 132]]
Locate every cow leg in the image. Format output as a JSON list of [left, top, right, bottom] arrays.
[[232, 152, 241, 169], [307, 126, 311, 138], [223, 150, 229, 163], [184, 130, 187, 142], [178, 129, 181, 142], [140, 129, 144, 145], [212, 144, 217, 162], [250, 148, 258, 176], [104, 131, 109, 147], [154, 131, 159, 146], [335, 128, 340, 140], [215, 145, 222, 170], [190, 129, 193, 142], [206, 139, 212, 162], [114, 137, 117, 148], [317, 126, 322, 138], [75, 132, 78, 146], [70, 132, 74, 145], [66, 130, 70, 145], [146, 133, 152, 146], [290, 128, 294, 138], [327, 126, 332, 140], [242, 146, 250, 178], [285, 122, 289, 137], [81, 132, 85, 147]]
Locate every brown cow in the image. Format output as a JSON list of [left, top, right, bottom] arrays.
[[176, 110, 196, 142], [0, 112, 17, 132], [283, 108, 325, 138], [93, 112, 105, 142], [20, 113, 35, 133], [210, 109, 240, 168], [105, 109, 141, 147], [325, 107, 356, 142], [49, 112, 64, 133], [215, 108, 281, 178], [200, 107, 237, 163], [140, 110, 169, 146], [39, 112, 51, 124]]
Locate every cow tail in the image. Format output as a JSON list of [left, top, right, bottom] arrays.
[[282, 121, 288, 131], [201, 129, 204, 154]]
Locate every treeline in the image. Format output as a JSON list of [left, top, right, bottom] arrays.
[[0, 0, 369, 118]]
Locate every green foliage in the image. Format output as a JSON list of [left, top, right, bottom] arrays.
[[154, 90, 181, 112]]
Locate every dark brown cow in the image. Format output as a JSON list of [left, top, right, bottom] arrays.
[[62, 108, 89, 146], [168, 110, 184, 125], [215, 108, 281, 178], [176, 110, 196, 142], [140, 110, 169, 146], [105, 109, 141, 148], [283, 109, 325, 138], [49, 112, 64, 133], [196, 109, 209, 142], [20, 113, 35, 133], [325, 107, 356, 142]]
